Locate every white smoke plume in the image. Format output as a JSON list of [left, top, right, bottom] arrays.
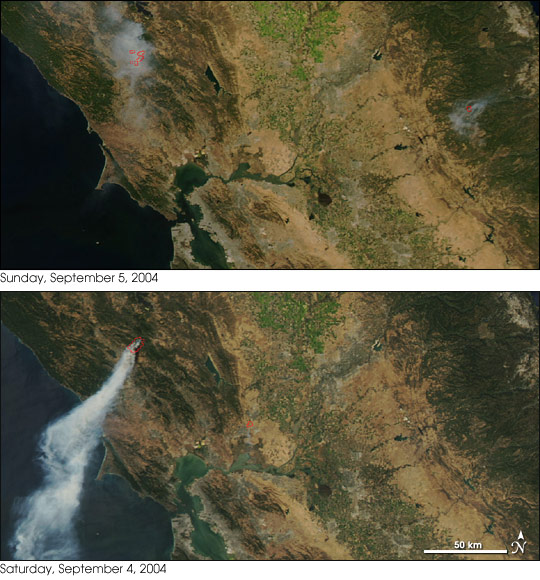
[[10, 348, 135, 560], [106, 4, 153, 83], [99, 2, 155, 128], [448, 97, 492, 138]]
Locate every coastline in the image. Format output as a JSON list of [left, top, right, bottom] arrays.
[[2, 32, 176, 227], [1, 322, 83, 403], [0, 322, 174, 560]]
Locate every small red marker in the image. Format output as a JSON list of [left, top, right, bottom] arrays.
[[246, 420, 253, 428], [127, 337, 144, 353], [466, 105, 472, 112], [129, 49, 145, 66]]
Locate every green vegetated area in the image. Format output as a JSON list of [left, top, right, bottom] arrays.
[[248, 292, 442, 558], [1, 1, 116, 121], [386, 1, 539, 259], [390, 292, 539, 552], [253, 291, 342, 354], [250, 291, 341, 426], [248, 1, 341, 139], [249, 291, 342, 430], [253, 0, 341, 64]]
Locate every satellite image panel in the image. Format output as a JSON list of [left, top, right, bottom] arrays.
[[1, 292, 538, 560], [1, 1, 538, 269]]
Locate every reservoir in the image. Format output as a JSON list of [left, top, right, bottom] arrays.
[[0, 324, 173, 560], [1, 34, 173, 270]]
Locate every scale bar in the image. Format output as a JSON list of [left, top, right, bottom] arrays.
[[424, 549, 508, 554]]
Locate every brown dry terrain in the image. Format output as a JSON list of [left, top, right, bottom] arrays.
[[2, 292, 538, 560], [1, 1, 538, 268]]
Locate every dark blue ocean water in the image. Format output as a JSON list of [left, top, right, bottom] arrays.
[[0, 324, 173, 560], [1, 34, 173, 269]]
